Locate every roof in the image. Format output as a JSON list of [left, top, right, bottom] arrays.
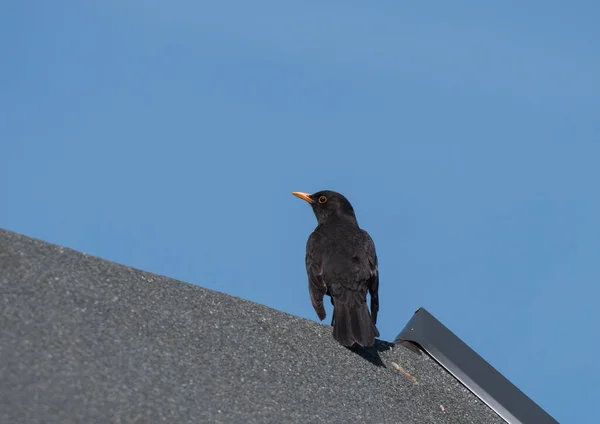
[[1, 228, 509, 423], [396, 309, 557, 424]]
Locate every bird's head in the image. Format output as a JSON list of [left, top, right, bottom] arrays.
[[292, 190, 357, 225]]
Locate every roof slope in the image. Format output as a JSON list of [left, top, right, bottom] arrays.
[[0, 228, 504, 423]]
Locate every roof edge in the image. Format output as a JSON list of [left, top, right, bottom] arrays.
[[394, 308, 557, 424]]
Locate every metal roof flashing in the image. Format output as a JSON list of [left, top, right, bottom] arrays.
[[394, 308, 557, 424]]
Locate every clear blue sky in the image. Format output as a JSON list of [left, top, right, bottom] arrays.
[[2, 1, 598, 422]]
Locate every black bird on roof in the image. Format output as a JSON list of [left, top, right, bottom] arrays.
[[292, 190, 380, 347]]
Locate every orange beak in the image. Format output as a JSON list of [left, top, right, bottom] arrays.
[[292, 192, 314, 204]]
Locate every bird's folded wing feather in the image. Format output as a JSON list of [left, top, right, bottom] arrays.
[[306, 232, 327, 321], [362, 230, 379, 324]]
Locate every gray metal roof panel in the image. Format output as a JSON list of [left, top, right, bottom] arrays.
[[395, 308, 557, 424]]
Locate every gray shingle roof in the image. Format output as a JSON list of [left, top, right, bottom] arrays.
[[1, 228, 505, 423]]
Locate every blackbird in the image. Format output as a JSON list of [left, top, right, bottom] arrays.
[[292, 190, 380, 347]]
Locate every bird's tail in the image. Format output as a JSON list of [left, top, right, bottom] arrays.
[[332, 295, 379, 347]]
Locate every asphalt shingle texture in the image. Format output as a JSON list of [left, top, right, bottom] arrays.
[[0, 228, 505, 423]]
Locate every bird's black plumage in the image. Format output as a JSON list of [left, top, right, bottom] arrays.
[[293, 190, 380, 347]]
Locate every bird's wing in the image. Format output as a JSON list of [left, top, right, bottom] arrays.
[[362, 230, 379, 324], [306, 232, 327, 321]]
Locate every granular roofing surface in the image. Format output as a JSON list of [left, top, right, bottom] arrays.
[[0, 228, 504, 423]]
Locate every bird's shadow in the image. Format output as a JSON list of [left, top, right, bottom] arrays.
[[346, 339, 395, 367]]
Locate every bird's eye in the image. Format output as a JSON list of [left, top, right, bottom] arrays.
[[318, 196, 328, 204]]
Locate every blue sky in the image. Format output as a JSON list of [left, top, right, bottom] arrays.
[[2, 1, 599, 421]]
